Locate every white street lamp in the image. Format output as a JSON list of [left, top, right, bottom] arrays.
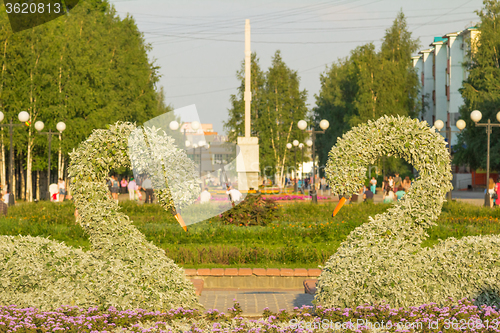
[[0, 112, 4, 122], [286, 143, 292, 149], [185, 140, 191, 147], [434, 119, 444, 131], [18, 111, 29, 123], [293, 140, 299, 147], [456, 119, 466, 130], [191, 121, 201, 131], [56, 122, 66, 133], [319, 119, 330, 131], [298, 120, 307, 131], [35, 121, 44, 132], [169, 120, 179, 131], [306, 139, 313, 147], [471, 110, 482, 123], [299, 143, 304, 149]]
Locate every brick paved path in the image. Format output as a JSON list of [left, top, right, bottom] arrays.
[[199, 290, 314, 316]]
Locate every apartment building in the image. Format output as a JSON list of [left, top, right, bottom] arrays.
[[412, 27, 479, 145]]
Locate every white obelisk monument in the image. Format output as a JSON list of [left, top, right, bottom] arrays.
[[237, 19, 259, 191]]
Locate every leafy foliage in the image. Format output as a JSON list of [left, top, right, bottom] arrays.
[[224, 51, 309, 185], [0, 122, 200, 311], [316, 115, 500, 309], [455, 0, 500, 170], [219, 194, 279, 227], [0, 0, 164, 200], [313, 11, 420, 174]]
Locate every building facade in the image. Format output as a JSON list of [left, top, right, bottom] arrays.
[[412, 28, 479, 145]]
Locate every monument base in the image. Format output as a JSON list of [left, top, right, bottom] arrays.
[[237, 137, 259, 191]]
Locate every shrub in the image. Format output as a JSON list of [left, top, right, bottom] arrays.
[[317, 115, 500, 310], [0, 122, 200, 311], [219, 194, 279, 226]]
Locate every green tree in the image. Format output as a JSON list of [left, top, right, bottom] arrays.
[[455, 0, 500, 171], [313, 10, 420, 176], [0, 0, 162, 201]]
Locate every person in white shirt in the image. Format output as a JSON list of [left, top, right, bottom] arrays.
[[226, 185, 243, 203], [199, 187, 211, 204]]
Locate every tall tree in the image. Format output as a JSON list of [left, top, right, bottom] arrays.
[[0, 0, 162, 200], [224, 51, 308, 186], [313, 10, 420, 175], [455, 0, 500, 171]]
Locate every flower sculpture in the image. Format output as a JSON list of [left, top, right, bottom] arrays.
[[0, 122, 200, 311], [316, 115, 500, 309]]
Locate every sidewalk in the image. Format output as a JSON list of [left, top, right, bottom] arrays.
[[198, 289, 314, 317]]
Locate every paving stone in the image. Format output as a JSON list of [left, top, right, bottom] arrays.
[[308, 268, 321, 277], [294, 268, 308, 277], [197, 268, 211, 276], [253, 268, 266, 276], [266, 268, 280, 276], [211, 268, 224, 276], [280, 268, 294, 277], [224, 268, 238, 276], [238, 268, 253, 276], [184, 269, 197, 276], [199, 290, 314, 315]]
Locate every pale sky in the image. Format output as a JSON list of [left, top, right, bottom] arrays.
[[108, 0, 482, 134]]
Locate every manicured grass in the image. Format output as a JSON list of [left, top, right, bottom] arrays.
[[2, 200, 500, 268]]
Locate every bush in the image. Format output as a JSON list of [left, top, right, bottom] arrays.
[[219, 194, 279, 226]]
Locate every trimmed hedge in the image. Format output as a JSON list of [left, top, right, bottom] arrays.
[[317, 115, 500, 309], [0, 122, 200, 311]]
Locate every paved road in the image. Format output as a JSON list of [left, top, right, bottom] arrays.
[[199, 290, 314, 316]]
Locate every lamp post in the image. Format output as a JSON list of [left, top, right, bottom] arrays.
[[299, 143, 304, 193], [286, 140, 300, 193], [298, 119, 329, 203], [0, 111, 30, 205], [433, 118, 466, 202], [35, 121, 65, 200], [197, 140, 209, 179], [469, 110, 500, 207]]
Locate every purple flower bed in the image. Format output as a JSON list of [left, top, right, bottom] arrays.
[[2, 298, 500, 332]]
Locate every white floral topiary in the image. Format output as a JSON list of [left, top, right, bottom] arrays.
[[316, 115, 500, 309], [0, 122, 201, 311]]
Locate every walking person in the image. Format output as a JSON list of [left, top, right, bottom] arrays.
[[489, 178, 496, 208], [111, 175, 120, 204], [128, 177, 137, 201], [382, 176, 388, 193], [402, 176, 412, 192], [142, 175, 154, 204], [388, 176, 394, 188], [58, 178, 66, 202], [120, 177, 128, 195], [394, 173, 402, 189], [495, 178, 500, 207], [370, 176, 377, 194]]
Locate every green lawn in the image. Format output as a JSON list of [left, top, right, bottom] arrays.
[[1, 200, 500, 268]]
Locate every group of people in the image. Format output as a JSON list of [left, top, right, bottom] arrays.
[[199, 185, 243, 204], [107, 175, 155, 204], [488, 178, 500, 208], [363, 173, 413, 203]]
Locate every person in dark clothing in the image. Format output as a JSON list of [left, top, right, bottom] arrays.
[[363, 189, 374, 202]]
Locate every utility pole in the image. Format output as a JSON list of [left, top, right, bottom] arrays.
[[237, 19, 259, 191]]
